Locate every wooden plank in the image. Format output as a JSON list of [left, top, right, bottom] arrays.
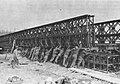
[[69, 68, 120, 84]]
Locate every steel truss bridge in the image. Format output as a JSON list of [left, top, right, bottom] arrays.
[[0, 15, 95, 49], [0, 14, 120, 73]]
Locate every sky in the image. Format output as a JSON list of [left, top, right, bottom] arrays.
[[0, 0, 120, 32]]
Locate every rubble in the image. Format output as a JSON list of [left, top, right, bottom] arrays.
[[6, 76, 23, 84]]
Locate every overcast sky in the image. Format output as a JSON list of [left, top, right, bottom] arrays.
[[0, 0, 120, 31]]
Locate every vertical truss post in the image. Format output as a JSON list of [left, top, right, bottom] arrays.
[[86, 16, 90, 48]]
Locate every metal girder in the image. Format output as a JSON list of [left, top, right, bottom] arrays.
[[95, 20, 120, 44], [0, 14, 94, 49]]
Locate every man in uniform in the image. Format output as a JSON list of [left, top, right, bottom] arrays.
[[28, 47, 36, 60], [77, 49, 86, 68], [39, 48, 45, 62], [43, 47, 53, 63], [11, 46, 19, 68], [50, 46, 60, 63], [62, 47, 71, 67], [69, 46, 80, 68], [33, 47, 40, 61], [54, 47, 64, 64], [68, 44, 82, 68], [31, 47, 37, 61]]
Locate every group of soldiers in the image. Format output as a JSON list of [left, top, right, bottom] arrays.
[[20, 44, 87, 68]]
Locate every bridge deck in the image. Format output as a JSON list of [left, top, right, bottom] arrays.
[[69, 68, 120, 84]]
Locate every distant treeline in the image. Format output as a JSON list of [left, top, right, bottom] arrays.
[[0, 30, 12, 36]]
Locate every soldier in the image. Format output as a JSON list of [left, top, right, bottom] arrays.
[[28, 47, 36, 60], [68, 46, 79, 68], [38, 48, 45, 62], [50, 46, 60, 63], [11, 46, 20, 68], [23, 48, 29, 57], [68, 44, 82, 68], [31, 47, 37, 61], [62, 47, 71, 67], [43, 47, 53, 63], [54, 47, 64, 64], [77, 49, 85, 68], [38, 47, 43, 62], [33, 47, 40, 61]]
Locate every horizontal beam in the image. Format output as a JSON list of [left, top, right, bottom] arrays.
[[95, 19, 120, 25], [96, 33, 120, 37], [0, 14, 94, 38]]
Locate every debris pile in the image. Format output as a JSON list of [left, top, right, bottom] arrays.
[[6, 76, 23, 84], [54, 77, 92, 84]]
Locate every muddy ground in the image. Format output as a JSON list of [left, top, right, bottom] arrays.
[[0, 54, 117, 84]]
